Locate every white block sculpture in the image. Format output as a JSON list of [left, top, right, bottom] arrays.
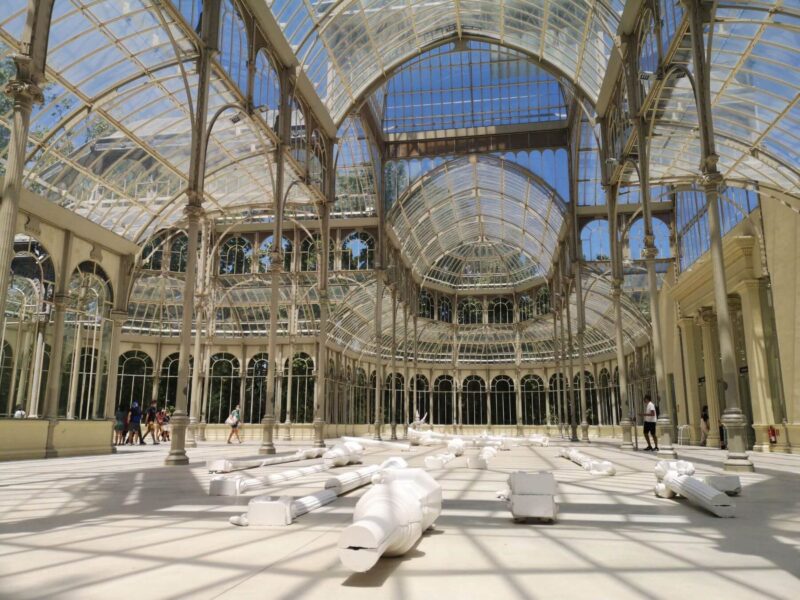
[[703, 475, 741, 496], [210, 462, 330, 496], [325, 458, 408, 494], [424, 453, 456, 470], [405, 428, 550, 450], [467, 446, 497, 469], [323, 441, 365, 467], [527, 434, 550, 447], [500, 471, 558, 522], [653, 460, 735, 517], [338, 468, 442, 572], [207, 448, 325, 473], [447, 438, 466, 456], [559, 448, 616, 476]]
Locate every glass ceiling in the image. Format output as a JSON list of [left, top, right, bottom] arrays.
[[268, 0, 623, 125], [387, 155, 566, 291]]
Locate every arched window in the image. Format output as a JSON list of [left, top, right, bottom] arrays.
[[218, 0, 248, 93], [207, 353, 241, 424], [418, 290, 434, 319], [219, 236, 253, 274], [580, 219, 610, 261], [300, 234, 334, 272], [488, 297, 513, 324], [0, 342, 13, 415], [367, 370, 376, 424], [572, 371, 597, 424], [535, 286, 550, 315], [522, 374, 546, 425], [411, 375, 429, 421], [244, 353, 269, 424], [383, 373, 405, 425], [253, 49, 281, 133], [457, 298, 482, 325], [432, 375, 454, 425], [438, 297, 452, 323], [613, 367, 622, 423], [341, 232, 374, 270], [598, 368, 613, 426], [259, 235, 293, 272], [461, 375, 486, 425], [490, 376, 516, 425], [141, 234, 164, 270], [116, 351, 154, 411], [518, 294, 533, 321], [158, 353, 193, 411], [353, 367, 369, 424], [169, 232, 188, 272], [548, 373, 567, 426], [628, 217, 671, 259], [281, 353, 314, 423]]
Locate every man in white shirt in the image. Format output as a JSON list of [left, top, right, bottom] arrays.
[[640, 394, 658, 452]]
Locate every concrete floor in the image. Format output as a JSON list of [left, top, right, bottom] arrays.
[[1, 438, 799, 600]]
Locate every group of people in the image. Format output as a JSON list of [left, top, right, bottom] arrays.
[[114, 400, 171, 446], [640, 395, 727, 451]]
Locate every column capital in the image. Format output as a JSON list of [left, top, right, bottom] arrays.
[[110, 309, 128, 323], [694, 306, 716, 328], [699, 167, 723, 190], [4, 75, 43, 105], [183, 202, 204, 220]]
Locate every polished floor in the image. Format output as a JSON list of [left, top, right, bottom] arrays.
[[1, 435, 799, 600]]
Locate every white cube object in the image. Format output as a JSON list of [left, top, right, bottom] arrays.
[[703, 475, 742, 496], [508, 471, 557, 495], [509, 495, 558, 521], [247, 495, 294, 526]]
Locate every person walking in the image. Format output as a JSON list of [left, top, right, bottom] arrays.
[[700, 405, 710, 446], [114, 404, 127, 445], [226, 404, 242, 444], [126, 401, 144, 445], [142, 400, 160, 445], [640, 394, 658, 452]]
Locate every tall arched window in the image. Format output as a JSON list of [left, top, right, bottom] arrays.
[[207, 353, 240, 424], [418, 290, 434, 319], [432, 375, 454, 425], [548, 373, 567, 425], [535, 286, 550, 315], [341, 232, 374, 270], [628, 217, 671, 259], [572, 371, 597, 424], [259, 235, 293, 272], [438, 297, 452, 323], [580, 219, 611, 261], [457, 298, 482, 325], [522, 374, 546, 425], [169, 232, 188, 272], [116, 351, 154, 411], [490, 376, 516, 425], [488, 297, 513, 324], [353, 367, 369, 424], [244, 353, 269, 424], [300, 234, 334, 272], [383, 373, 405, 424], [141, 233, 164, 270], [253, 49, 281, 133], [519, 294, 533, 321], [0, 343, 13, 415], [412, 375, 429, 421], [613, 367, 622, 423], [461, 375, 486, 425], [599, 368, 613, 426], [219, 236, 253, 274], [282, 353, 314, 423], [218, 0, 248, 93], [367, 370, 376, 424], [158, 353, 193, 411]]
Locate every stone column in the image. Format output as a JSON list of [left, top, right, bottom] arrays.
[[678, 317, 702, 444], [515, 371, 523, 436], [102, 310, 127, 419], [372, 274, 384, 439], [187, 220, 209, 447], [65, 314, 84, 420], [389, 289, 397, 440], [26, 321, 46, 418], [697, 308, 722, 449], [577, 331, 589, 441], [613, 283, 633, 449], [565, 292, 578, 442]]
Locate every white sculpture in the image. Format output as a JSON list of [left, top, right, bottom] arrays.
[[653, 460, 736, 517], [424, 452, 456, 470], [498, 471, 558, 522], [207, 447, 325, 473], [323, 441, 365, 467], [559, 447, 616, 476], [341, 436, 410, 452], [338, 468, 442, 572], [405, 428, 550, 449], [703, 475, 741, 496], [467, 446, 497, 469], [447, 438, 466, 456]]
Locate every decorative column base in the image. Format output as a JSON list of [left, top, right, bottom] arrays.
[[621, 418, 633, 450], [390, 423, 398, 440], [570, 424, 579, 442], [516, 424, 523, 437], [656, 415, 678, 459], [164, 413, 189, 465], [259, 416, 276, 455], [281, 421, 293, 441], [313, 419, 325, 448], [372, 421, 382, 440], [722, 409, 755, 472], [198, 422, 207, 441], [580, 421, 589, 442], [185, 417, 198, 448]]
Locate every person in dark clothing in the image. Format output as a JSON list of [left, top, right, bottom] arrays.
[[142, 400, 160, 445], [126, 401, 144, 445]]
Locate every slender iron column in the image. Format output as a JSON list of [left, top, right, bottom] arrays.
[[390, 288, 397, 440], [373, 274, 384, 439], [313, 197, 331, 447], [574, 262, 589, 441], [187, 219, 209, 447], [565, 284, 578, 442]]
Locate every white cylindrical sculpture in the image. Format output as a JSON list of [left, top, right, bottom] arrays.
[[338, 468, 442, 572], [560, 448, 616, 476], [326, 458, 408, 494], [341, 436, 410, 452], [662, 472, 735, 518], [424, 452, 456, 470], [654, 460, 695, 481], [467, 446, 497, 470], [447, 438, 465, 456], [207, 448, 325, 473], [323, 441, 365, 467], [210, 462, 330, 496]]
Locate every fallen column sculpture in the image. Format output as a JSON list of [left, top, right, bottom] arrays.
[[467, 446, 497, 469], [447, 438, 466, 456], [703, 475, 741, 496], [210, 462, 330, 496], [338, 468, 442, 572], [653, 460, 735, 518], [323, 441, 366, 467], [498, 471, 558, 523], [230, 458, 409, 527], [207, 448, 325, 473], [559, 448, 616, 476], [424, 452, 456, 470], [341, 436, 411, 452]]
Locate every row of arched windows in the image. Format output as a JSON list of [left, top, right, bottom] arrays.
[[418, 287, 551, 323]]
